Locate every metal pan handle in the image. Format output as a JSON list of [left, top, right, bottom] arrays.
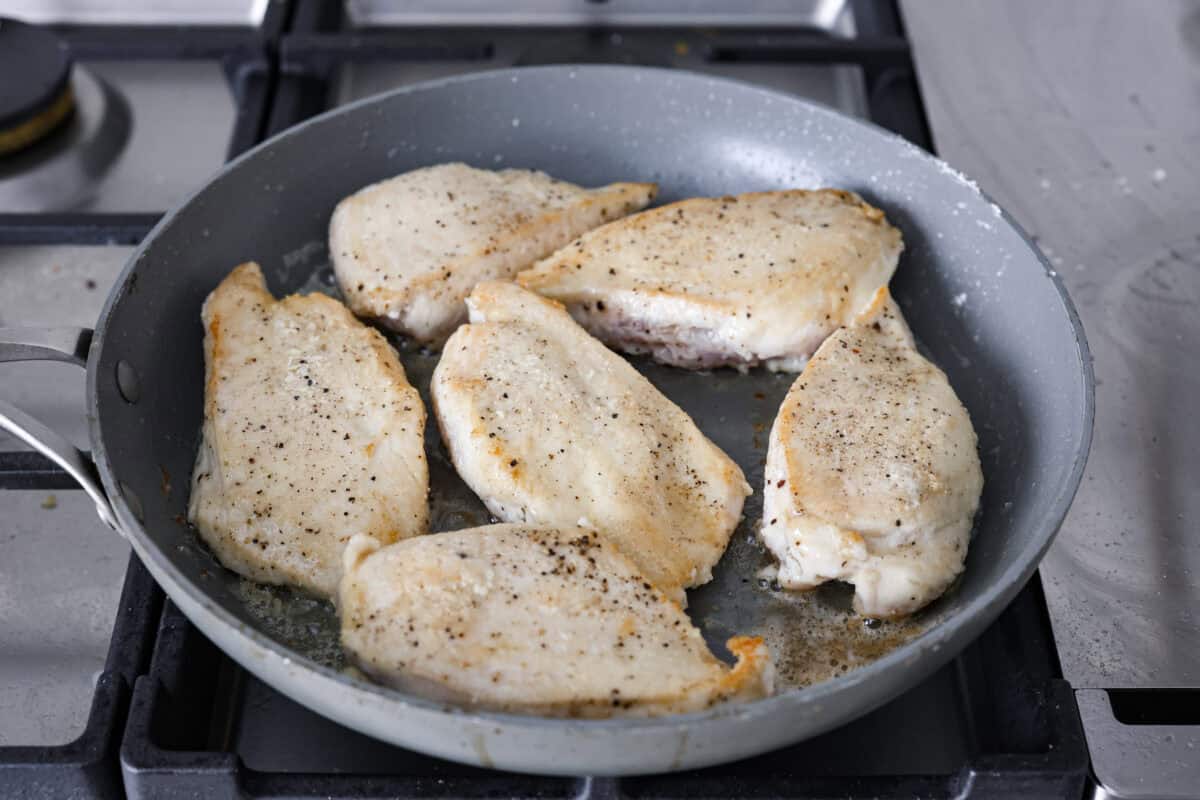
[[0, 326, 118, 531]]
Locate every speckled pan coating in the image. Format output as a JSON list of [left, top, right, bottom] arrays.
[[81, 66, 1092, 774]]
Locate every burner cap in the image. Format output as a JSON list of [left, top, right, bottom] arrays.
[[0, 17, 75, 156]]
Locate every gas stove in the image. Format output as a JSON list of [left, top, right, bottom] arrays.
[[0, 2, 1097, 797]]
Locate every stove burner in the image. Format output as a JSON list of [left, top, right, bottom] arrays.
[[0, 65, 131, 211], [0, 17, 76, 155]]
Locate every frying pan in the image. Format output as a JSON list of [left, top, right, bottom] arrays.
[[0, 66, 1093, 775]]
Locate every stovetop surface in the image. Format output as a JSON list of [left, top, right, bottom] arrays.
[[0, 245, 133, 749], [0, 2, 1100, 797]]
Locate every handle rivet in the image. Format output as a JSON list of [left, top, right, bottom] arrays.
[[116, 360, 140, 403]]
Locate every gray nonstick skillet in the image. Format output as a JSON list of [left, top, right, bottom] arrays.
[[0, 66, 1093, 775]]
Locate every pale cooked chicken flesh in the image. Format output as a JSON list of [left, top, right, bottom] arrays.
[[329, 162, 656, 344], [339, 525, 773, 716], [761, 287, 983, 617], [188, 262, 429, 599], [518, 189, 903, 371], [431, 281, 750, 602]]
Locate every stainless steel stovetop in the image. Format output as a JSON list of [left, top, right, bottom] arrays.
[[0, 2, 1195, 798]]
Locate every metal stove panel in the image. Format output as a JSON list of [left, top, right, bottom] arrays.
[[1078, 689, 1200, 800], [343, 0, 853, 30], [0, 491, 129, 746], [0, 245, 133, 746], [0, 1, 270, 26], [0, 245, 131, 449]]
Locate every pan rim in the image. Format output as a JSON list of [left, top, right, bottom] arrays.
[[86, 63, 1095, 734]]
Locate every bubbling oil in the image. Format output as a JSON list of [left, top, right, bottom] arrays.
[[749, 576, 937, 690], [234, 579, 345, 670]]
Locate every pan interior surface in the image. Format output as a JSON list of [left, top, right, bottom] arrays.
[[87, 66, 1091, 767]]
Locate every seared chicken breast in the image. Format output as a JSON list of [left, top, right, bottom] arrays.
[[188, 262, 428, 599], [339, 526, 772, 716], [330, 163, 656, 344], [518, 189, 902, 371], [431, 281, 749, 602], [761, 288, 982, 617]]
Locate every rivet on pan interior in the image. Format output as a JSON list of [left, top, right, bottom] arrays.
[[120, 481, 144, 523], [116, 359, 141, 403]]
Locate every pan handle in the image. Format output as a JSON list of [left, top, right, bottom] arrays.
[[0, 326, 118, 531], [0, 326, 92, 366]]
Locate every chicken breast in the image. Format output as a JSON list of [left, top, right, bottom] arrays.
[[761, 287, 983, 617], [339, 526, 772, 716], [518, 189, 903, 371], [431, 281, 749, 602], [188, 262, 428, 599], [329, 162, 657, 344]]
